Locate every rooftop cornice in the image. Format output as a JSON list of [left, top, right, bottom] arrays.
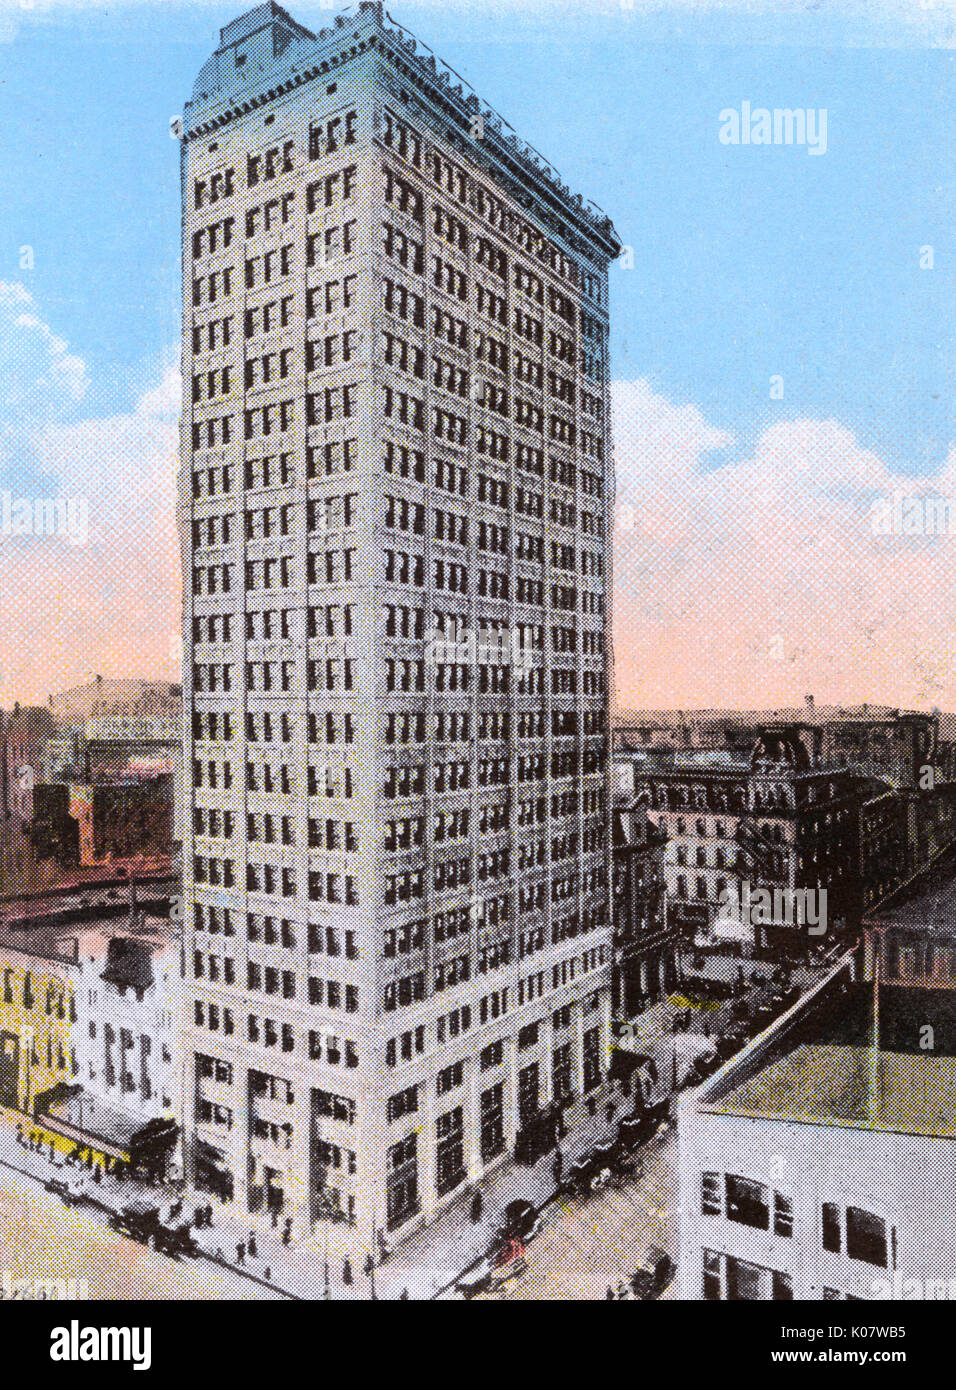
[[182, 2, 620, 260]]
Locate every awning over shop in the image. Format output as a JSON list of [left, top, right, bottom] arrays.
[[712, 915, 751, 943], [609, 1049, 658, 1085], [34, 1085, 148, 1163]]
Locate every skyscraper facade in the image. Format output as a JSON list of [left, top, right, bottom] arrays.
[[179, 0, 620, 1247]]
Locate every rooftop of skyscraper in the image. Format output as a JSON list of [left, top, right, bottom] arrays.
[[183, 1, 619, 253]]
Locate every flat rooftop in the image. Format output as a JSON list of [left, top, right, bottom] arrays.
[[702, 977, 956, 1136], [717, 1043, 956, 1137], [865, 845, 956, 935]]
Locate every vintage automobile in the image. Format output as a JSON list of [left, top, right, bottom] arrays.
[[47, 1175, 86, 1207], [108, 1200, 163, 1245], [492, 1199, 541, 1250], [630, 1246, 676, 1300], [456, 1238, 529, 1299], [455, 1256, 495, 1300], [154, 1221, 199, 1260], [617, 1098, 670, 1151]]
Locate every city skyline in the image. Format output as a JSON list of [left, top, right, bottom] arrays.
[[0, 0, 954, 712]]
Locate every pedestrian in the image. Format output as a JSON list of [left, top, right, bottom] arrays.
[[264, 1267, 271, 1283], [470, 1189, 483, 1223], [93, 1165, 101, 1184], [282, 1218, 292, 1246], [399, 1288, 409, 1300], [206, 1204, 214, 1227], [249, 1233, 258, 1259], [237, 1242, 246, 1266], [377, 1229, 389, 1262], [343, 1257, 353, 1285], [364, 1253, 375, 1279], [586, 1094, 597, 1116], [605, 1100, 616, 1125]]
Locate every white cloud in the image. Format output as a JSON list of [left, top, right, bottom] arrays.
[[0, 330, 180, 702], [612, 377, 956, 712], [0, 281, 89, 417]]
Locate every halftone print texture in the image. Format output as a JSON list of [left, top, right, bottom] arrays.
[[0, 0, 952, 1325]]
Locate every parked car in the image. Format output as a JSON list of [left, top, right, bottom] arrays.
[[108, 1201, 163, 1245], [493, 1199, 541, 1248], [155, 1222, 199, 1260], [630, 1246, 675, 1300], [47, 1175, 86, 1207], [617, 1099, 669, 1151], [456, 1257, 495, 1300]]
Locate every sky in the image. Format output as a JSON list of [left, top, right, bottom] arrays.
[[0, 0, 953, 710]]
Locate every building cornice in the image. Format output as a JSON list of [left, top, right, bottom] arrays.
[[182, 3, 621, 263]]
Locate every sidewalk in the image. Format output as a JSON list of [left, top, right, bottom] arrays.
[[189, 1086, 643, 1301], [0, 1087, 661, 1301]]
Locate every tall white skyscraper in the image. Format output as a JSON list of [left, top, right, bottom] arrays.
[[179, 0, 619, 1250]]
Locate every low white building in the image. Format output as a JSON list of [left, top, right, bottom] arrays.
[[679, 950, 956, 1299], [75, 915, 182, 1131]]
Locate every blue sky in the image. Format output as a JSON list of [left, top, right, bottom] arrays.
[[0, 0, 954, 707], [1, 0, 952, 462]]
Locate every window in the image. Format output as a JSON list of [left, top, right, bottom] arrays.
[[480, 1083, 505, 1162], [773, 1192, 793, 1238], [387, 1134, 419, 1230], [725, 1174, 769, 1231], [387, 1085, 418, 1123], [701, 1171, 721, 1217], [822, 1201, 842, 1253], [706, 1252, 790, 1302], [702, 1249, 722, 1301], [436, 1106, 465, 1196], [583, 1026, 602, 1092], [846, 1207, 887, 1268]]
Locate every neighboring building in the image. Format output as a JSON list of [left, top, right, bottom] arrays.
[[615, 702, 940, 784], [679, 947, 956, 1299], [0, 885, 182, 1177], [611, 792, 672, 1016], [179, 2, 619, 1245], [626, 725, 861, 956], [74, 916, 182, 1155], [48, 679, 181, 733], [0, 705, 56, 896], [617, 703, 956, 924], [858, 790, 908, 915], [0, 934, 77, 1116], [1, 683, 183, 896]]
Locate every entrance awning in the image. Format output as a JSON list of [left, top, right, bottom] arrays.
[[35, 1086, 144, 1163], [712, 916, 751, 943]]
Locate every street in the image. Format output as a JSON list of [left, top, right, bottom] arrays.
[[472, 1124, 677, 1300], [0, 1163, 286, 1300]]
